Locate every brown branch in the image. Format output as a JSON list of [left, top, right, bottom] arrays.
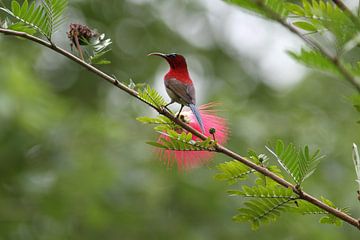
[[332, 0, 353, 13], [331, 0, 359, 23], [0, 27, 359, 229]]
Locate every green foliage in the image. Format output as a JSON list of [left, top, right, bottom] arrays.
[[215, 145, 344, 229], [230, 186, 297, 230], [147, 129, 216, 152], [287, 48, 340, 75], [6, 21, 36, 34], [80, 34, 112, 65], [1, 0, 360, 238], [138, 114, 217, 152], [215, 160, 256, 184], [136, 115, 177, 131], [233, 195, 296, 230], [264, 0, 288, 17], [286, 0, 357, 47], [226, 0, 288, 18], [0, 0, 67, 39], [138, 85, 167, 108], [215, 151, 281, 185], [216, 150, 295, 229], [266, 140, 324, 185], [228, 185, 295, 199], [292, 21, 317, 32], [42, 0, 67, 36], [226, 0, 265, 16], [293, 197, 349, 226]]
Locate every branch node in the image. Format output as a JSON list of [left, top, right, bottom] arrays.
[[295, 185, 304, 197]]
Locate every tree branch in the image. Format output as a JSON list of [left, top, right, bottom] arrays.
[[331, 0, 358, 21], [0, 27, 359, 229]]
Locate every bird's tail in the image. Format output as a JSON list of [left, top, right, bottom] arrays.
[[189, 104, 205, 134]]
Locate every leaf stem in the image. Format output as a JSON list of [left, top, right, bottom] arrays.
[[0, 27, 359, 230]]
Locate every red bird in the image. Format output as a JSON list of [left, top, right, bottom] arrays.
[[149, 52, 205, 133]]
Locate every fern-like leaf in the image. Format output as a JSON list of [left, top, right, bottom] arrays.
[[148, 129, 216, 152], [138, 85, 167, 108], [81, 33, 112, 65], [266, 140, 324, 185], [0, 0, 67, 39], [286, 0, 356, 47], [287, 49, 339, 75], [215, 160, 256, 184], [293, 198, 349, 226], [0, 0, 49, 37], [233, 197, 295, 230], [42, 0, 67, 36], [228, 185, 296, 199], [7, 21, 37, 34]]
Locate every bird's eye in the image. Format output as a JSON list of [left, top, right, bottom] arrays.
[[168, 54, 177, 58]]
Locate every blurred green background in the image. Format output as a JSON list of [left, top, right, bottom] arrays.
[[0, 0, 360, 239]]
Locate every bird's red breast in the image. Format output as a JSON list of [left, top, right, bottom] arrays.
[[165, 68, 192, 84]]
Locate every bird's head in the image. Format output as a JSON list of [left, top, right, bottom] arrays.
[[148, 52, 188, 70]]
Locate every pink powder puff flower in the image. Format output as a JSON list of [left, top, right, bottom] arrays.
[[157, 103, 229, 170]]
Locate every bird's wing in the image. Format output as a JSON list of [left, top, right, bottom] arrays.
[[165, 78, 196, 105]]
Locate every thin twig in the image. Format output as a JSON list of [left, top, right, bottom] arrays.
[[332, 0, 353, 13], [0, 27, 359, 229]]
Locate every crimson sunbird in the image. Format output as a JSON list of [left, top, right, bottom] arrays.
[[148, 52, 205, 133]]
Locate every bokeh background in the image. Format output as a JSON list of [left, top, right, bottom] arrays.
[[0, 0, 360, 239]]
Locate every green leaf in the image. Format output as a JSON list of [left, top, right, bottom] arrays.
[[11, 0, 20, 15], [266, 140, 324, 185], [225, 0, 264, 16], [42, 0, 68, 35], [292, 21, 317, 31], [149, 129, 215, 152], [287, 49, 340, 75], [230, 185, 296, 199], [146, 141, 168, 149], [285, 3, 304, 15], [233, 197, 295, 230], [7, 21, 36, 34], [298, 0, 356, 47], [215, 160, 255, 184], [1, 0, 49, 37], [89, 49, 111, 65], [0, 0, 68, 38], [138, 85, 167, 108], [226, 0, 288, 18], [291, 197, 348, 226], [19, 0, 28, 18], [137, 114, 178, 132]]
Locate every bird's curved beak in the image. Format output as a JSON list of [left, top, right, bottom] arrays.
[[148, 52, 168, 59]]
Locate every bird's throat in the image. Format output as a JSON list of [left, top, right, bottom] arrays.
[[165, 69, 192, 84]]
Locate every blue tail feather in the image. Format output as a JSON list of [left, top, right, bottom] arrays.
[[189, 104, 205, 134]]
